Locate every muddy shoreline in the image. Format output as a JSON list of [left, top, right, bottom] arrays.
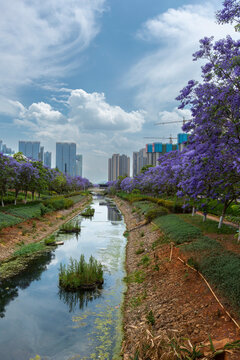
[[115, 197, 240, 360]]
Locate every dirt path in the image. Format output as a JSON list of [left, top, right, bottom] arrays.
[[115, 198, 240, 360], [0, 196, 91, 262]]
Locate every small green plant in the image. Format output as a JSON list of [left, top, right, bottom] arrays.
[[59, 254, 103, 291], [44, 235, 56, 246], [123, 230, 129, 238], [59, 222, 81, 234], [29, 356, 41, 360], [81, 207, 95, 217], [138, 254, 150, 267], [135, 247, 145, 255], [13, 242, 45, 257], [140, 231, 145, 237], [22, 229, 27, 236], [124, 270, 145, 284], [146, 310, 155, 325]]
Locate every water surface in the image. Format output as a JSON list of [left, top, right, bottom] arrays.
[[0, 196, 126, 360]]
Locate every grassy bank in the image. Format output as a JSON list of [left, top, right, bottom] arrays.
[[124, 195, 240, 315]]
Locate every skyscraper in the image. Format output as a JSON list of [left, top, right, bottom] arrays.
[[44, 151, 52, 168], [108, 154, 130, 181], [133, 148, 148, 176], [19, 141, 40, 160], [76, 155, 83, 177], [56, 142, 76, 177]]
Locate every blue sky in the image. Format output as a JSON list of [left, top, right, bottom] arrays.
[[0, 0, 238, 182]]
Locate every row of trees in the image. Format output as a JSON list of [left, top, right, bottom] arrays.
[[108, 0, 240, 228], [0, 152, 92, 206]]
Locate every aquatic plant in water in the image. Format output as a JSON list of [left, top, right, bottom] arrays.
[[81, 206, 95, 217], [59, 255, 103, 291]]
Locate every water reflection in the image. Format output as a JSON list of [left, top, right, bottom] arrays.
[[58, 287, 102, 312], [0, 251, 53, 318], [107, 205, 122, 222]]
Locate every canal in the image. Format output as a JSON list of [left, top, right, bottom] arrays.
[[0, 195, 126, 360]]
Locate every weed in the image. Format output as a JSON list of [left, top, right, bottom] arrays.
[[131, 208, 136, 213], [140, 231, 144, 237], [153, 264, 159, 271], [59, 254, 103, 291], [44, 235, 56, 246], [146, 310, 155, 325], [22, 229, 27, 236], [135, 248, 145, 255], [59, 222, 81, 234], [32, 221, 36, 229], [123, 230, 129, 238], [124, 270, 145, 284], [138, 255, 150, 267], [13, 242, 45, 257], [81, 207, 95, 217]]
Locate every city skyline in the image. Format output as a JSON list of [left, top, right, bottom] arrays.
[[0, 1, 238, 182]]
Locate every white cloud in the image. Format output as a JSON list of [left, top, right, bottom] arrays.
[[0, 0, 105, 95], [68, 89, 145, 133], [126, 2, 239, 112], [11, 89, 145, 181]]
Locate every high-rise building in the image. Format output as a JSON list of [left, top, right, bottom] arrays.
[[76, 154, 83, 177], [39, 146, 44, 162], [145, 133, 188, 167], [19, 141, 40, 160], [133, 148, 148, 176], [56, 142, 76, 177], [44, 151, 52, 168], [108, 154, 130, 181], [0, 140, 14, 155]]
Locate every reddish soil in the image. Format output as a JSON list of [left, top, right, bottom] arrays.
[[0, 196, 90, 261], [115, 198, 240, 360]]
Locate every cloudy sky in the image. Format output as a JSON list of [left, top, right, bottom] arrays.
[[0, 0, 238, 182]]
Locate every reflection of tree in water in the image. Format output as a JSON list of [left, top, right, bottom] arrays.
[[0, 251, 53, 318], [58, 288, 102, 313], [107, 205, 122, 222]]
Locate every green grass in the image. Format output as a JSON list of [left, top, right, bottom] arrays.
[[0, 212, 22, 229], [68, 194, 84, 204], [5, 203, 43, 219], [59, 254, 103, 291], [124, 270, 146, 284], [153, 214, 202, 244], [13, 242, 45, 257], [199, 251, 240, 311], [180, 214, 236, 234]]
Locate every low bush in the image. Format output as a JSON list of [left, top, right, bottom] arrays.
[[153, 214, 202, 244], [144, 206, 169, 223], [59, 254, 103, 291], [43, 197, 73, 211]]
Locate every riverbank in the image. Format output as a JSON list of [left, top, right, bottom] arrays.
[[0, 194, 91, 263], [115, 197, 240, 360]]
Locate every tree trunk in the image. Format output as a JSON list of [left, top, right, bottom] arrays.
[[15, 189, 19, 205], [218, 201, 228, 229], [192, 206, 195, 216], [32, 191, 34, 201], [203, 212, 207, 222], [238, 224, 240, 243], [24, 191, 27, 204]]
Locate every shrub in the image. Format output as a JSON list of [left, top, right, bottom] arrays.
[[59, 255, 103, 291], [43, 197, 73, 211], [144, 206, 169, 223]]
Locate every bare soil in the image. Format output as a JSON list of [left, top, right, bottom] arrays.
[[0, 196, 91, 262], [115, 198, 240, 360]]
